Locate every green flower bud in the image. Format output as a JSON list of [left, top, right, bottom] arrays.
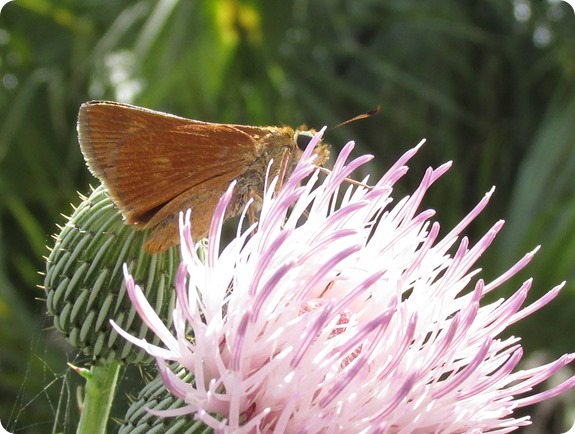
[[119, 366, 210, 434], [45, 185, 178, 364]]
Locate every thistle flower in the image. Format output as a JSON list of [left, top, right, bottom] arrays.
[[114, 130, 575, 433]]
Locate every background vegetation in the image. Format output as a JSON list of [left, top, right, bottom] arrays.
[[1, 0, 575, 432]]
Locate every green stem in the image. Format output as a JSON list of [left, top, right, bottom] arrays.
[[76, 362, 121, 434]]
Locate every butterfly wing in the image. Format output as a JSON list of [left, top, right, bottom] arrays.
[[78, 101, 264, 227], [142, 173, 234, 252]]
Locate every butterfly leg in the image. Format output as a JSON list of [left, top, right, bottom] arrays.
[[318, 167, 373, 189], [275, 148, 292, 194]]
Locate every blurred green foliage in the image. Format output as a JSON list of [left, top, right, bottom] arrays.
[[1, 0, 575, 432]]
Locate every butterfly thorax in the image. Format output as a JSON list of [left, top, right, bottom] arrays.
[[228, 127, 329, 219]]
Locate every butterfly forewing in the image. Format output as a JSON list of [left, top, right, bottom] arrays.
[[78, 101, 264, 226]]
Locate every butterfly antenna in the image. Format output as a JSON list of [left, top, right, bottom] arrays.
[[329, 105, 381, 130]]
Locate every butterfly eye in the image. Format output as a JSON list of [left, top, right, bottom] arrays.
[[295, 131, 314, 151]]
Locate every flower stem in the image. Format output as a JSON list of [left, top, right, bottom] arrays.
[[76, 362, 121, 434]]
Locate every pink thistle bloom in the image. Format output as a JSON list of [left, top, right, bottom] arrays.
[[112, 130, 575, 433]]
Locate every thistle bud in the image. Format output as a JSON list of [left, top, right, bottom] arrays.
[[119, 365, 198, 433], [45, 185, 178, 364]]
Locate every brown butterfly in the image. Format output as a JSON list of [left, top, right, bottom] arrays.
[[77, 101, 330, 253]]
